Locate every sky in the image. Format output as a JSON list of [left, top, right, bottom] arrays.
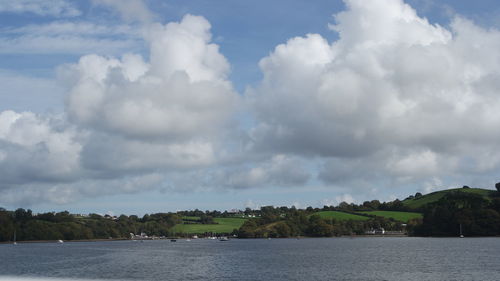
[[1, 0, 500, 215]]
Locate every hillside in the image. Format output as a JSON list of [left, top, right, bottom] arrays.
[[402, 188, 496, 210], [171, 217, 246, 234], [357, 211, 422, 222], [312, 211, 369, 221]]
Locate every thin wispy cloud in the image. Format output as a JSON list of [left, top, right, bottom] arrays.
[[0, 21, 142, 55], [0, 0, 81, 17]]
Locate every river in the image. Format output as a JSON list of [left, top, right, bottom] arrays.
[[1, 237, 499, 280]]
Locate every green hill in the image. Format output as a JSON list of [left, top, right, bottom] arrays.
[[402, 188, 496, 210], [357, 211, 422, 222], [312, 211, 369, 221], [171, 217, 246, 234]]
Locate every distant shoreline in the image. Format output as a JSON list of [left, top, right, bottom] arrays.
[[4, 235, 500, 244], [1, 235, 409, 244], [0, 238, 129, 244]]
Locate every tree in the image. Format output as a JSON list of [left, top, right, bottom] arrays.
[[273, 222, 291, 238], [0, 210, 15, 241], [199, 214, 215, 224], [306, 215, 333, 237], [417, 192, 497, 236], [496, 182, 500, 192], [237, 220, 258, 238], [338, 202, 351, 210], [363, 200, 381, 210], [14, 208, 32, 222]]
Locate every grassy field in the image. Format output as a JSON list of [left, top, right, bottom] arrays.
[[312, 211, 369, 221], [402, 188, 495, 209], [171, 217, 247, 234], [181, 216, 201, 221], [357, 211, 422, 222]]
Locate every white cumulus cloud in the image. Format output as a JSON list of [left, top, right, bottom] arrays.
[[65, 15, 237, 141], [0, 14, 239, 205], [248, 0, 500, 189]]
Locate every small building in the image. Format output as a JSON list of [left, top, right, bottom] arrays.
[[365, 228, 385, 235]]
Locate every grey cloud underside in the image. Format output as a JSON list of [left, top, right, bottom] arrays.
[[1, 0, 500, 205]]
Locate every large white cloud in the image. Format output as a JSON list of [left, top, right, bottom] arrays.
[[0, 14, 239, 205], [65, 15, 237, 141], [63, 14, 239, 178], [248, 0, 500, 188]]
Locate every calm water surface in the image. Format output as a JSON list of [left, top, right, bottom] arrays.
[[1, 237, 499, 281]]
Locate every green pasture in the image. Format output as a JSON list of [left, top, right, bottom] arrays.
[[181, 216, 200, 221], [171, 217, 246, 234], [357, 211, 422, 222], [402, 188, 494, 209], [312, 211, 369, 221]]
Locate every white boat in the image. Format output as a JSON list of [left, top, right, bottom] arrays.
[[219, 236, 229, 241], [58, 239, 64, 243]]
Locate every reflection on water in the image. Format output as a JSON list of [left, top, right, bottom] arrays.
[[1, 238, 499, 281]]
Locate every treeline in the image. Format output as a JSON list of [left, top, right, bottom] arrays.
[[329, 199, 414, 212], [181, 215, 217, 225], [235, 186, 500, 238], [412, 191, 500, 236], [3, 185, 500, 241], [0, 208, 181, 242], [235, 206, 404, 238], [177, 209, 224, 217]]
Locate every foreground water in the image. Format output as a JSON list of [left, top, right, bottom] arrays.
[[1, 237, 499, 281]]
